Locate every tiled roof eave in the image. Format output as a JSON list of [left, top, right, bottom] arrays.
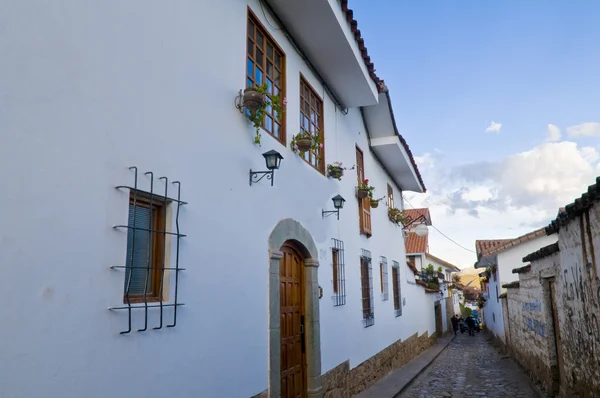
[[546, 176, 600, 234], [522, 242, 560, 263]]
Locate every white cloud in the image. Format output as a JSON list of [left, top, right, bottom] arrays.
[[546, 124, 561, 142], [485, 121, 502, 134], [405, 139, 600, 270], [567, 122, 600, 137]]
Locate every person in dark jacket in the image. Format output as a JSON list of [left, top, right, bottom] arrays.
[[466, 315, 476, 336], [451, 314, 459, 335]]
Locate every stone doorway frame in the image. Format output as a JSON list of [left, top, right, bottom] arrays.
[[268, 218, 323, 398]]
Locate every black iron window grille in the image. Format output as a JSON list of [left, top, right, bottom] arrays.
[[331, 238, 346, 307], [360, 249, 374, 327], [392, 260, 402, 317], [380, 256, 389, 301], [110, 166, 187, 334]]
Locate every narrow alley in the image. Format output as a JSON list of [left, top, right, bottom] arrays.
[[399, 333, 541, 398]]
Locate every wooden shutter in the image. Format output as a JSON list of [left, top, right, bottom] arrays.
[[356, 147, 371, 236], [387, 184, 394, 209]]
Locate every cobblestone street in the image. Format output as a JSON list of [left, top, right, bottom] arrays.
[[399, 332, 541, 398]]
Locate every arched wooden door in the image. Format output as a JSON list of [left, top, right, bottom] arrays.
[[279, 242, 306, 398]]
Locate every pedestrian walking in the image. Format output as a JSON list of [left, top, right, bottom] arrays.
[[451, 314, 459, 335], [466, 315, 476, 336]]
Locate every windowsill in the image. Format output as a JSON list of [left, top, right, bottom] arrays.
[[123, 296, 162, 304], [394, 309, 402, 317]]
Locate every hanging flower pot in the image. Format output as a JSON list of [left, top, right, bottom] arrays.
[[370, 198, 379, 208], [357, 188, 369, 199], [296, 138, 312, 152], [328, 167, 344, 180], [243, 87, 267, 111]]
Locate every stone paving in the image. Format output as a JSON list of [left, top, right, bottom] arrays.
[[399, 332, 541, 398]]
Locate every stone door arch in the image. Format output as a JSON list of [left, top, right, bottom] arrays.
[[268, 218, 323, 398]]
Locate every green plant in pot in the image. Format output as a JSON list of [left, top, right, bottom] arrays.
[[290, 130, 321, 154], [243, 83, 286, 145], [357, 179, 375, 199], [370, 195, 385, 208], [388, 207, 407, 225], [326, 162, 355, 181]]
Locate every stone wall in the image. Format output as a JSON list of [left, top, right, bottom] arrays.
[[503, 251, 559, 395], [553, 204, 600, 397], [320, 332, 436, 397]]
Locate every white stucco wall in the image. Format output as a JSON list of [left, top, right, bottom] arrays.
[[0, 2, 433, 398], [482, 234, 558, 343]]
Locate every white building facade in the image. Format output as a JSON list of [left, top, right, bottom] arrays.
[[0, 1, 437, 398], [476, 231, 558, 344]]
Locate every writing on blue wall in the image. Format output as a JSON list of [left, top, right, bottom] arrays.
[[522, 300, 542, 313], [524, 316, 546, 337]]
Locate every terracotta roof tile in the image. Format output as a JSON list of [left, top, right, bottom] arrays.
[[338, 3, 427, 192], [403, 208, 432, 225], [405, 232, 428, 254], [477, 227, 546, 258], [339, 0, 383, 92], [475, 239, 512, 257]]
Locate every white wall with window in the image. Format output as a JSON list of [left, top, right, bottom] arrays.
[[0, 1, 430, 398]]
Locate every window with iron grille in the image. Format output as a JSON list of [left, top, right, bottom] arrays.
[[246, 11, 286, 144], [392, 261, 402, 317], [331, 238, 346, 306], [360, 249, 374, 327], [123, 191, 167, 303], [299, 76, 325, 173], [380, 256, 389, 301]]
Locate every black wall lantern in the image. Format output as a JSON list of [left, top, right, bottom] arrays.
[[322, 194, 346, 220], [249, 150, 284, 186]]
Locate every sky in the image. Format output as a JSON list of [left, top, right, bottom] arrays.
[[350, 0, 600, 269]]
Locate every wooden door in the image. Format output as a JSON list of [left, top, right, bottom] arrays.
[[280, 243, 306, 398], [434, 303, 443, 338], [549, 281, 564, 392]]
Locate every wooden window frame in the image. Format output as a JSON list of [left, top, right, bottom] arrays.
[[392, 261, 402, 317], [387, 184, 394, 209], [123, 192, 166, 304], [246, 9, 286, 145], [298, 74, 325, 174], [356, 146, 372, 236]]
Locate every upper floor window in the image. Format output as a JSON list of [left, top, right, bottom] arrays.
[[299, 76, 325, 173], [356, 146, 372, 236], [246, 11, 286, 144], [387, 184, 394, 209]]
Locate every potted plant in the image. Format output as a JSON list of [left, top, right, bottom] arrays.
[[326, 162, 355, 181], [290, 131, 321, 154], [370, 196, 385, 208], [357, 179, 375, 199], [242, 83, 286, 145], [388, 207, 406, 225]]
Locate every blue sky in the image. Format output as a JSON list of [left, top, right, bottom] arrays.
[[352, 0, 600, 163], [350, 1, 600, 267]]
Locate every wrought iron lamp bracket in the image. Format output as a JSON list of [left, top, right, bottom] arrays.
[[322, 209, 340, 220], [249, 169, 274, 186]]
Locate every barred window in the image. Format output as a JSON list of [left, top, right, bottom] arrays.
[[360, 249, 374, 327], [331, 239, 346, 306], [123, 192, 167, 303], [392, 261, 402, 317], [380, 256, 389, 301]]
